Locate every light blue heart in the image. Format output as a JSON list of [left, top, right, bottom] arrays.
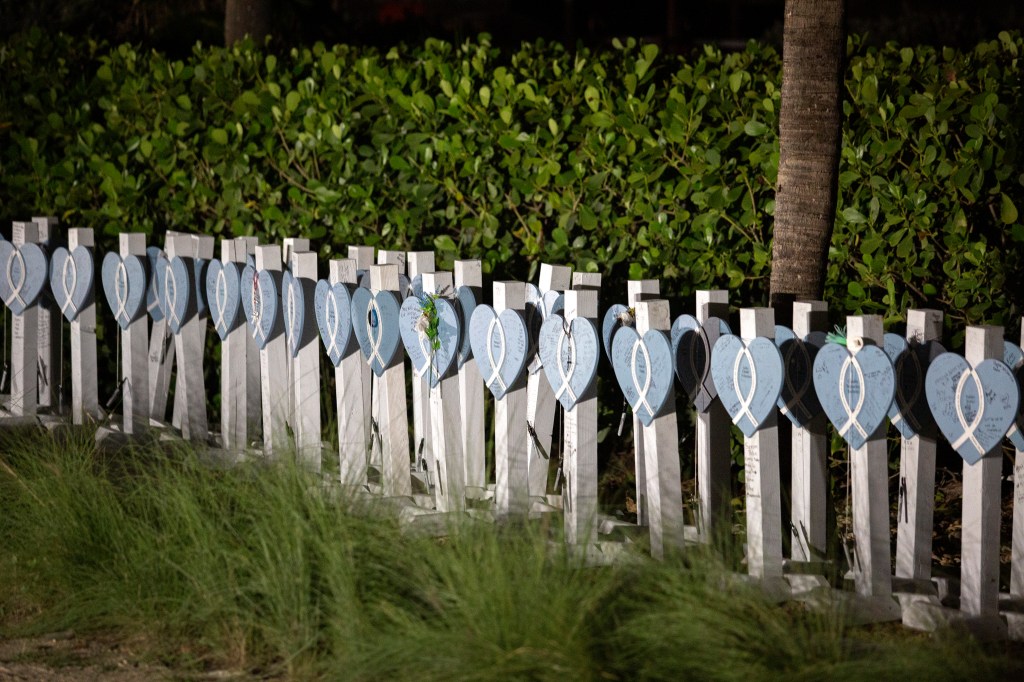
[[539, 314, 599, 410], [205, 259, 242, 341], [711, 334, 784, 437], [926, 353, 1019, 465], [455, 285, 478, 367], [611, 326, 674, 427], [101, 252, 147, 330], [469, 305, 529, 400], [677, 316, 732, 413], [350, 287, 402, 377], [49, 245, 93, 322], [602, 304, 630, 361], [813, 343, 895, 450], [0, 241, 48, 315], [281, 270, 308, 358], [314, 280, 355, 367], [146, 246, 164, 322], [883, 332, 944, 439], [1003, 341, 1024, 450], [240, 265, 279, 350], [774, 325, 824, 427], [399, 295, 461, 388]]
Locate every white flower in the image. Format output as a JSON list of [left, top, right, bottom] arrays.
[[414, 313, 430, 335], [617, 309, 634, 327]]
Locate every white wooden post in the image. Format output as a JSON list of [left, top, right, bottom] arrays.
[[741, 308, 783, 580], [289, 250, 322, 471], [370, 264, 412, 497], [219, 240, 247, 452], [166, 234, 208, 442], [960, 325, 1004, 629], [256, 244, 289, 455], [423, 271, 465, 512], [33, 216, 58, 409], [494, 281, 530, 517], [373, 250, 406, 478], [236, 236, 261, 441], [791, 300, 829, 562], [564, 287, 600, 545], [847, 315, 893, 598], [635, 300, 684, 559], [1014, 318, 1024, 598], [330, 259, 369, 486], [8, 221, 39, 417], [348, 245, 374, 283], [527, 263, 572, 498], [67, 228, 100, 424], [895, 309, 943, 582], [408, 251, 436, 478], [282, 238, 310, 430], [628, 279, 660, 525], [150, 233, 178, 423], [697, 290, 731, 540], [455, 260, 485, 491], [120, 233, 149, 435]]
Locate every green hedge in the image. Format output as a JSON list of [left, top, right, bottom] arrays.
[[1, 29, 1022, 335]]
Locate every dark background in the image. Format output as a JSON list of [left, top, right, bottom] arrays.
[[2, 0, 1022, 54]]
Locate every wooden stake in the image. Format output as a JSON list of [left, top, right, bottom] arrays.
[[236, 236, 261, 442], [696, 289, 731, 540], [408, 251, 436, 478], [847, 315, 891, 597], [895, 309, 943, 581], [564, 287, 600, 545], [8, 221, 39, 417], [454, 260, 485, 490], [219, 240, 247, 452], [527, 263, 572, 498], [635, 300, 684, 559], [1014, 319, 1024, 597], [289, 250, 321, 471], [330, 259, 369, 486], [67, 228, 100, 423], [741, 308, 783, 579], [370, 264, 411, 496], [423, 271, 465, 512], [628, 279, 660, 526], [166, 234, 208, 442], [790, 300, 829, 561], [120, 233, 149, 435], [33, 216, 58, 409], [960, 325, 1003, 621], [256, 244, 289, 455], [494, 281, 529, 517]]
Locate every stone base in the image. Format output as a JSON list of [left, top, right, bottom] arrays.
[[901, 600, 1008, 640]]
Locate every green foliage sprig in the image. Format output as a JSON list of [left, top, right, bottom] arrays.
[[416, 293, 441, 352]]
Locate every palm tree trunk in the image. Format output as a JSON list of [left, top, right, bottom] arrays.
[[769, 0, 846, 303]]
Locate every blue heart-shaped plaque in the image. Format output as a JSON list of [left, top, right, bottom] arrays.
[[160, 256, 195, 334], [240, 265, 279, 350], [774, 325, 825, 427], [670, 314, 701, 403], [1002, 342, 1024, 450], [539, 315, 600, 410], [455, 285, 478, 367], [49, 245, 94, 322], [469, 305, 529, 400], [101, 252, 147, 330], [813, 343, 895, 450], [409, 274, 423, 299], [399, 295, 461, 388], [205, 259, 242, 341], [883, 333, 944, 439], [926, 353, 1019, 465], [194, 258, 210, 317], [281, 270, 307, 358], [314, 280, 355, 367], [675, 316, 732, 413], [350, 288, 402, 377], [602, 304, 631, 362], [711, 335, 784, 437], [611, 327, 675, 427], [146, 246, 164, 322], [0, 241, 48, 314], [525, 285, 564, 370]]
